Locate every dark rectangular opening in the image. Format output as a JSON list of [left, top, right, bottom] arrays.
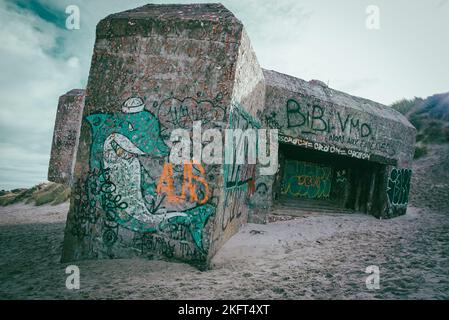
[[273, 143, 385, 215]]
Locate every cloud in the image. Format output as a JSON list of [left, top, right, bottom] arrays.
[[438, 0, 449, 7], [0, 0, 84, 189]]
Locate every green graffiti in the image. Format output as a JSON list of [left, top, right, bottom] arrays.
[[281, 160, 332, 199], [223, 103, 261, 191], [85, 97, 213, 251], [387, 168, 412, 206]]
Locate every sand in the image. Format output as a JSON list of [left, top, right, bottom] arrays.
[[1, 144, 448, 300], [1, 202, 448, 300]]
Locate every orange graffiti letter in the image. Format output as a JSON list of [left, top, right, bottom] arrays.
[[156, 163, 184, 204], [183, 162, 209, 205]]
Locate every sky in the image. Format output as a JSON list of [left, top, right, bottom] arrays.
[[0, 0, 448, 190]]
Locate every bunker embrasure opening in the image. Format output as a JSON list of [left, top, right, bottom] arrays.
[[272, 142, 387, 217]]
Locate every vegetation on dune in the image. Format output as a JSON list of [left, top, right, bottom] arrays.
[[414, 145, 428, 159], [391, 97, 424, 116], [391, 93, 449, 152], [0, 182, 71, 207]]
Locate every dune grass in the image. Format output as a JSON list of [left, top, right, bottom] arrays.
[[0, 182, 71, 206]]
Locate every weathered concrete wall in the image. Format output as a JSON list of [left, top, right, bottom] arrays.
[[208, 27, 266, 258], [61, 4, 265, 268], [263, 69, 416, 166], [260, 69, 416, 219], [48, 89, 85, 185]]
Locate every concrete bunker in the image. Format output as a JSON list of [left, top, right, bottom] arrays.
[[61, 3, 265, 269], [249, 69, 416, 221], [53, 3, 416, 269], [48, 89, 85, 185]]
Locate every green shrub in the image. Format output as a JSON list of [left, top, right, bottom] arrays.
[[391, 98, 421, 115], [409, 114, 423, 131], [444, 126, 449, 142], [423, 122, 445, 143], [414, 146, 428, 159], [415, 133, 424, 142]]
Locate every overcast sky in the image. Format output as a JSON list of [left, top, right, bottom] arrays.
[[0, 0, 448, 189]]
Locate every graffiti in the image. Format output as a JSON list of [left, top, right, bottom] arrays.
[[224, 103, 261, 190], [152, 92, 226, 139], [278, 135, 313, 148], [281, 160, 332, 199], [69, 166, 127, 249], [132, 220, 208, 261], [255, 182, 268, 197], [286, 99, 372, 138], [248, 178, 272, 210], [287, 100, 327, 132], [272, 98, 399, 159], [332, 169, 348, 199], [150, 91, 225, 200], [221, 103, 260, 231], [157, 162, 210, 205], [314, 142, 370, 160], [179, 242, 206, 261], [221, 194, 243, 231], [387, 168, 412, 206], [328, 134, 396, 157], [133, 233, 176, 258], [265, 111, 282, 130], [336, 170, 347, 184], [81, 97, 215, 252], [337, 112, 372, 137], [279, 134, 371, 160], [70, 168, 110, 240]]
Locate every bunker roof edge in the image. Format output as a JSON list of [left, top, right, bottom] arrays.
[[263, 68, 416, 130], [96, 3, 243, 42]]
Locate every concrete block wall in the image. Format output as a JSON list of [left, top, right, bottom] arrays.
[[262, 69, 416, 166], [48, 89, 85, 185], [208, 27, 266, 258], [61, 4, 265, 268], [260, 69, 416, 219]]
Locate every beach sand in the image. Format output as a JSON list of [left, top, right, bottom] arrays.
[[1, 145, 448, 299], [1, 202, 448, 299]]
